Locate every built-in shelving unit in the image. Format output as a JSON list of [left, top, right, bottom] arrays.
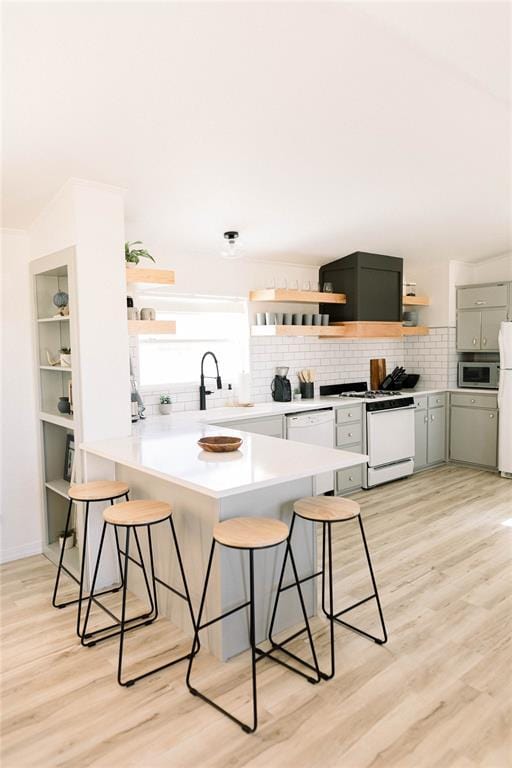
[[249, 288, 346, 304], [31, 250, 81, 580], [128, 320, 176, 335], [126, 267, 175, 286], [403, 295, 430, 306]]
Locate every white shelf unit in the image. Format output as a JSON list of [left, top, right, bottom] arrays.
[[31, 250, 82, 580]]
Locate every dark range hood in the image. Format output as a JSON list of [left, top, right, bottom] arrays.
[[319, 251, 403, 323]]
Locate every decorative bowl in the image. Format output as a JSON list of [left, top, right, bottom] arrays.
[[198, 436, 243, 453]]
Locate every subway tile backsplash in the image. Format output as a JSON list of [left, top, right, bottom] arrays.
[[130, 326, 456, 415]]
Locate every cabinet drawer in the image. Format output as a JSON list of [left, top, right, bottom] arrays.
[[457, 284, 508, 309], [336, 423, 362, 446], [211, 415, 283, 438], [428, 393, 446, 409], [336, 464, 363, 492], [414, 395, 427, 410], [450, 393, 498, 409], [335, 405, 362, 424]]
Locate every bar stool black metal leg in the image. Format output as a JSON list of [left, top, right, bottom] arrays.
[[325, 516, 388, 646], [168, 517, 198, 652], [324, 522, 336, 680], [52, 498, 74, 608], [133, 527, 156, 620], [187, 541, 258, 733], [118, 527, 133, 686], [186, 539, 215, 688], [75, 501, 90, 637], [246, 549, 258, 734], [81, 521, 108, 645]]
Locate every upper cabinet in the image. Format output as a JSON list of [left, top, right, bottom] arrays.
[[456, 282, 510, 352]]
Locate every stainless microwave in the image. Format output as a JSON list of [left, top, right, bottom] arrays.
[[458, 361, 499, 389]]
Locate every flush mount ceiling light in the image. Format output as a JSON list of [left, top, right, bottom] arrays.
[[221, 231, 242, 260]]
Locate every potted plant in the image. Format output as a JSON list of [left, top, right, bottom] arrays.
[[159, 394, 173, 415], [125, 240, 155, 267], [59, 347, 71, 368], [293, 387, 302, 401]]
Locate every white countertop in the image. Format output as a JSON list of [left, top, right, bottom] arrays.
[[82, 423, 368, 499], [81, 386, 497, 499]]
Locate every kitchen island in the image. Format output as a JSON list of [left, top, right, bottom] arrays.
[[81, 413, 367, 660]]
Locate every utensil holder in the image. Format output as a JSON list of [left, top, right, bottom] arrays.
[[300, 382, 314, 399]]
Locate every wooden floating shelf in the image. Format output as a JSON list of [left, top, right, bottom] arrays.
[[249, 289, 346, 304], [37, 316, 70, 323], [40, 365, 72, 372], [128, 320, 176, 335], [252, 322, 430, 339], [401, 325, 429, 336], [403, 295, 430, 306], [126, 267, 175, 286], [252, 325, 345, 337]]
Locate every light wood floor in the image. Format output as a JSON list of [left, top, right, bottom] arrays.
[[1, 465, 511, 768]]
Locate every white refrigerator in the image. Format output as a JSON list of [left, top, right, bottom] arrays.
[[498, 321, 512, 477]]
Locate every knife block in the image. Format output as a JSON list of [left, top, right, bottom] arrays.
[[370, 359, 386, 390]]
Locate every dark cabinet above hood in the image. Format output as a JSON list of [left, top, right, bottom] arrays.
[[319, 252, 403, 323]]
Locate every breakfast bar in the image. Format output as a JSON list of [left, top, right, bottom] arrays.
[[81, 419, 367, 660]]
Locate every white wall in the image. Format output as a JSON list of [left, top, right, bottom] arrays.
[[0, 230, 43, 562]]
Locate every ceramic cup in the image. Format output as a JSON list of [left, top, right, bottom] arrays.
[[255, 313, 266, 325], [140, 307, 156, 321], [275, 312, 284, 325], [265, 312, 276, 325], [303, 314, 313, 325], [292, 313, 303, 325], [283, 313, 293, 325], [312, 314, 322, 326], [321, 314, 330, 325]]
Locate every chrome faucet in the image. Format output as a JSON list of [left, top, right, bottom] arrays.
[[199, 351, 222, 410]]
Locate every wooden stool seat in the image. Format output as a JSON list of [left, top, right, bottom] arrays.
[[68, 480, 129, 501], [103, 499, 172, 526], [294, 496, 360, 523], [213, 517, 289, 550]]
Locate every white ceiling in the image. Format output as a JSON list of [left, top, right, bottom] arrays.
[[2, 1, 511, 265]]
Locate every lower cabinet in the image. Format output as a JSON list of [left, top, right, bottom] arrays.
[[336, 456, 363, 494], [449, 402, 498, 468], [209, 415, 284, 438], [414, 393, 447, 471], [335, 404, 363, 494]]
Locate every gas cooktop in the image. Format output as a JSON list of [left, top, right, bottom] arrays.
[[339, 390, 403, 399], [319, 382, 406, 400]]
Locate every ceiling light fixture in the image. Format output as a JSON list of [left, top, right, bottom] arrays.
[[221, 231, 242, 260]]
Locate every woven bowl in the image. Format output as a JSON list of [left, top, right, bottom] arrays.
[[198, 436, 243, 453]]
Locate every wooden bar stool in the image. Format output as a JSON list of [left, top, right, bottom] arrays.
[[81, 499, 196, 688], [268, 496, 387, 680], [186, 517, 321, 734], [52, 480, 130, 638]]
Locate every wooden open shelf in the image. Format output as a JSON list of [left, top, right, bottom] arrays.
[[403, 295, 430, 306], [128, 320, 176, 335], [401, 325, 429, 336], [249, 289, 346, 304], [126, 267, 175, 286], [252, 322, 430, 339], [252, 325, 346, 337]]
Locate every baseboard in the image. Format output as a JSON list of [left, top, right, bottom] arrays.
[[0, 540, 43, 565]]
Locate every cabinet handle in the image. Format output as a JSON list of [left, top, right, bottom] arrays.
[[348, 475, 353, 482], [475, 300, 487, 305], [472, 337, 477, 345], [348, 432, 353, 437], [431, 415, 435, 421], [348, 413, 352, 418], [489, 413, 495, 419], [471, 398, 476, 403], [482, 337, 487, 346], [424, 415, 428, 423]]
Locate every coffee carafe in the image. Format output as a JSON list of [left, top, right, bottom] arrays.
[[271, 366, 292, 402]]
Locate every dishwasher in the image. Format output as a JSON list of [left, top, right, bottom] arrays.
[[286, 409, 335, 494]]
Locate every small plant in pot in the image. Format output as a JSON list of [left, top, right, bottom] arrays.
[[59, 347, 71, 368], [125, 240, 155, 267], [159, 394, 173, 415]]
